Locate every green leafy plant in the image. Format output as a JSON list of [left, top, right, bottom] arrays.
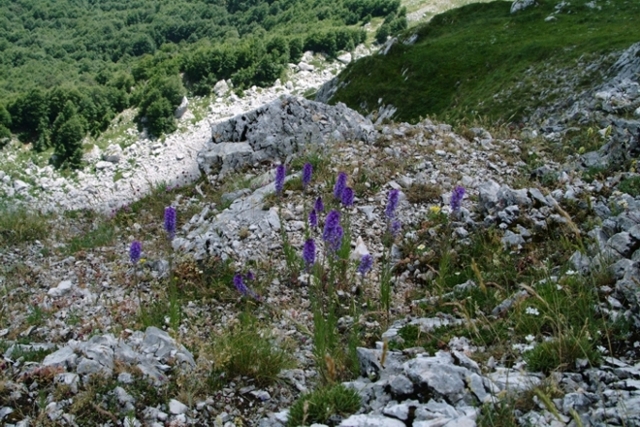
[[286, 384, 361, 427]]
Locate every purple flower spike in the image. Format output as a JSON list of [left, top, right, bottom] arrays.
[[164, 206, 176, 240], [333, 172, 347, 199], [323, 210, 341, 243], [129, 241, 142, 265], [329, 225, 344, 253], [385, 189, 400, 219], [303, 238, 316, 269], [391, 220, 402, 237], [314, 197, 324, 213], [309, 209, 318, 228], [302, 163, 313, 188], [357, 254, 373, 276], [233, 273, 248, 295], [275, 164, 286, 195], [451, 185, 465, 213], [341, 187, 354, 207], [233, 273, 260, 300], [245, 271, 255, 281]]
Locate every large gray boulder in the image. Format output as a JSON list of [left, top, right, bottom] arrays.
[[197, 95, 376, 175]]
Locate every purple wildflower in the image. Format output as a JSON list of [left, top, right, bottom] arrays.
[[341, 187, 354, 207], [451, 185, 465, 213], [385, 189, 400, 219], [302, 163, 313, 188], [164, 206, 176, 240], [329, 225, 344, 252], [275, 164, 286, 195], [391, 220, 402, 237], [314, 197, 324, 213], [303, 238, 316, 269], [129, 241, 142, 265], [322, 210, 341, 243], [309, 209, 318, 228], [333, 172, 347, 199], [357, 254, 373, 276], [233, 273, 260, 300], [245, 271, 255, 281], [233, 273, 248, 295]]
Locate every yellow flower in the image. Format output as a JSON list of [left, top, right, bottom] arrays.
[[429, 206, 441, 214], [417, 244, 426, 251]]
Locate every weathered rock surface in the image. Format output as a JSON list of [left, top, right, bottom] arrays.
[[198, 95, 376, 176]]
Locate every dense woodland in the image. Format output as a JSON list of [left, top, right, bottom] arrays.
[[0, 0, 406, 168]]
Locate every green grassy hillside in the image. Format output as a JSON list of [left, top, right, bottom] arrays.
[[331, 0, 640, 123]]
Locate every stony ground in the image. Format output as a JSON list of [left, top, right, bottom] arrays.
[[1, 44, 640, 427]]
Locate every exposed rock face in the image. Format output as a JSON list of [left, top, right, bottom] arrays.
[[197, 95, 376, 176], [174, 96, 189, 118], [40, 327, 195, 385], [529, 42, 640, 168]]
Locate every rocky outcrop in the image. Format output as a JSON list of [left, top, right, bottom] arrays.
[[529, 42, 640, 169], [197, 96, 376, 176]]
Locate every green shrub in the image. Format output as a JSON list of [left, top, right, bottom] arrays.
[[50, 101, 86, 169], [287, 384, 361, 427]]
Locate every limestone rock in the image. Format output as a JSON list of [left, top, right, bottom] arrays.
[[199, 96, 375, 175], [174, 96, 189, 118]]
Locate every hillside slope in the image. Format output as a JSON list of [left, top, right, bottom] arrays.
[[328, 0, 640, 124]]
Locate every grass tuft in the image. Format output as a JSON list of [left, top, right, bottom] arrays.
[[618, 175, 640, 197], [0, 205, 50, 246], [286, 384, 361, 427], [209, 313, 295, 387]]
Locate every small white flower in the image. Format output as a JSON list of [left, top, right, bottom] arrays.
[[525, 307, 540, 316], [525, 334, 536, 343], [565, 269, 577, 276], [597, 345, 608, 354]]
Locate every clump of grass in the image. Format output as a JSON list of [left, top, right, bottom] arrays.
[[525, 335, 600, 374], [618, 175, 640, 196], [286, 384, 361, 427], [172, 256, 237, 301], [477, 399, 519, 427], [405, 183, 442, 204], [66, 222, 116, 254], [209, 313, 295, 387], [0, 205, 50, 246], [477, 378, 563, 427]]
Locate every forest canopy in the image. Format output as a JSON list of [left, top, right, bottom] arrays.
[[0, 0, 405, 167]]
